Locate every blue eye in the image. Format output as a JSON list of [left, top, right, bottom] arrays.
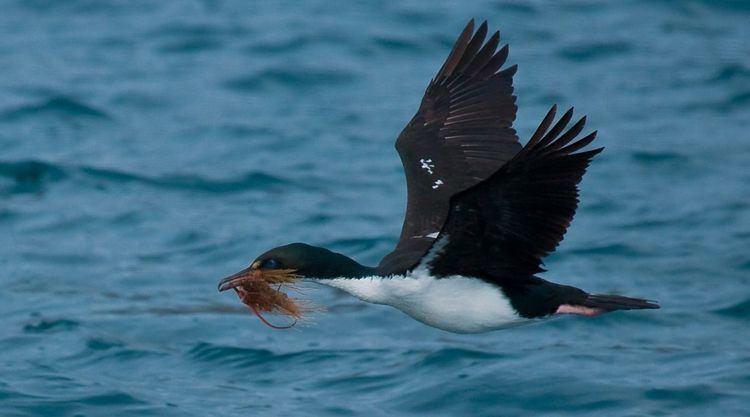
[[261, 258, 281, 269]]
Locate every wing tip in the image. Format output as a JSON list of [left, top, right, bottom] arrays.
[[527, 105, 558, 147], [522, 106, 603, 160], [437, 19, 516, 81], [436, 19, 477, 80], [477, 19, 488, 33]]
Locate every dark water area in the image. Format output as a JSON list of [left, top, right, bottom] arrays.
[[2, 1, 749, 416]]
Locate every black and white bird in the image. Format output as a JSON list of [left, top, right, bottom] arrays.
[[218, 19, 659, 334]]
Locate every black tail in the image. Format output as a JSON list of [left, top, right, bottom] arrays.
[[583, 294, 660, 311]]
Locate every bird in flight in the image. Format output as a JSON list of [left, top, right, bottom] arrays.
[[218, 19, 659, 333]]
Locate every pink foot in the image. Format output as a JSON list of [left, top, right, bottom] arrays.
[[556, 304, 606, 317]]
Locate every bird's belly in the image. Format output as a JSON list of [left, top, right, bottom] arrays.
[[383, 275, 533, 333]]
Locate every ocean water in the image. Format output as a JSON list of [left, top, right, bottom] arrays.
[[1, 1, 749, 416]]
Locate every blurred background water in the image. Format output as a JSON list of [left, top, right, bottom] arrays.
[[1, 1, 749, 416]]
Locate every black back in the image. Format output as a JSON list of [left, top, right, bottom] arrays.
[[378, 20, 521, 275]]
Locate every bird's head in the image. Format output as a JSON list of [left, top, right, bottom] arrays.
[[218, 243, 354, 290], [217, 243, 372, 327]]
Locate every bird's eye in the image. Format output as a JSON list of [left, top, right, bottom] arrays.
[[261, 258, 281, 269]]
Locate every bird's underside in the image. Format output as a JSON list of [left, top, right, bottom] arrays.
[[217, 19, 659, 332]]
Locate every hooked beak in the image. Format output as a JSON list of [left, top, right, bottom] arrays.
[[217, 267, 261, 292]]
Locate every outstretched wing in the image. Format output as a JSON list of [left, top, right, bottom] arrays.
[[427, 106, 602, 282], [378, 20, 521, 275]]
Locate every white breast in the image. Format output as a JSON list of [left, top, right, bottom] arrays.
[[316, 271, 534, 333]]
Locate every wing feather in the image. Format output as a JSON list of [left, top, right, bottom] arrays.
[[426, 107, 603, 282], [377, 20, 521, 275]]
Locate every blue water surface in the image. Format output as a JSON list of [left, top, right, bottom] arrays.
[[2, 1, 749, 416]]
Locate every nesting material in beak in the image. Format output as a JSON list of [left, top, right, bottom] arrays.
[[218, 268, 304, 329]]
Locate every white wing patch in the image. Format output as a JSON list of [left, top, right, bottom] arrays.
[[432, 179, 444, 189], [420, 158, 435, 175]]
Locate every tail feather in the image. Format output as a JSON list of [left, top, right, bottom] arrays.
[[583, 294, 660, 311]]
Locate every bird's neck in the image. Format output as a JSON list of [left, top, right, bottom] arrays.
[[309, 250, 377, 279]]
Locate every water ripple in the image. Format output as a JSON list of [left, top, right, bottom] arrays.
[[643, 385, 727, 405], [707, 63, 750, 83], [188, 342, 279, 366], [558, 41, 633, 62], [371, 36, 425, 53], [682, 90, 750, 113], [188, 342, 383, 369], [0, 96, 110, 121], [223, 67, 357, 93], [630, 151, 689, 164], [0, 160, 66, 193], [712, 299, 750, 318], [0, 159, 294, 195], [246, 37, 314, 55], [79, 166, 292, 193], [156, 38, 223, 54], [23, 319, 80, 334], [411, 348, 505, 368], [492, 1, 538, 15], [564, 243, 647, 257], [148, 22, 248, 39]]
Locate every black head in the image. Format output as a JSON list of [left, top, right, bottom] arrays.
[[218, 243, 374, 292], [251, 243, 344, 277]]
